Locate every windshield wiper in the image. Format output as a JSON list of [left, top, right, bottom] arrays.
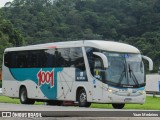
[[128, 64, 139, 85], [118, 63, 127, 85]]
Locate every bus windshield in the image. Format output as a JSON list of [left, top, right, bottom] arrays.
[[103, 52, 145, 88]]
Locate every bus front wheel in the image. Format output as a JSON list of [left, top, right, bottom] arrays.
[[112, 103, 125, 109], [19, 87, 35, 104], [78, 89, 91, 107]]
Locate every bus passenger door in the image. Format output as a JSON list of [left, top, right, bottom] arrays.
[[92, 57, 104, 102]]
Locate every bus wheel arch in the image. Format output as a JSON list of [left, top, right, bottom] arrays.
[[76, 87, 91, 107], [19, 85, 35, 104]]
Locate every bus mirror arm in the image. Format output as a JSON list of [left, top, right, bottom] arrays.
[[142, 55, 153, 71], [93, 52, 108, 69]]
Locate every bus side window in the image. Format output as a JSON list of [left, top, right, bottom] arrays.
[[85, 47, 100, 76], [4, 52, 11, 67], [93, 56, 105, 81], [4, 52, 17, 68], [74, 57, 85, 71], [16, 53, 28, 68], [55, 49, 63, 67], [94, 58, 103, 69], [94, 57, 103, 80], [70, 47, 86, 71]]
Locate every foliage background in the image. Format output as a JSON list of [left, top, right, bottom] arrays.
[[0, 0, 160, 72]]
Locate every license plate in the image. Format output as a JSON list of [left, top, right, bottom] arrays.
[[124, 98, 132, 102]]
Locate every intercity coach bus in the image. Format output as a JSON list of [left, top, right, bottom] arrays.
[[2, 40, 153, 109]]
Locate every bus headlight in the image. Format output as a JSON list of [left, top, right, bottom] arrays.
[[107, 88, 118, 94], [140, 90, 146, 95], [108, 89, 113, 93]]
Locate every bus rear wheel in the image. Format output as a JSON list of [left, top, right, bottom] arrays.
[[19, 87, 35, 104], [112, 103, 125, 109], [78, 89, 91, 107]]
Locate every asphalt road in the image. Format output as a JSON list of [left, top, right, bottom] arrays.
[[0, 103, 159, 120]]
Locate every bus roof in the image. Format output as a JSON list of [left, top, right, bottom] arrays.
[[5, 40, 140, 53]]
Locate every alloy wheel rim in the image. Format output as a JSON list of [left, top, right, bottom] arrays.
[[80, 92, 86, 103], [21, 91, 26, 102]]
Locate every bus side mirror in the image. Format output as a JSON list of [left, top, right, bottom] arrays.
[[93, 52, 108, 69], [142, 55, 153, 71]]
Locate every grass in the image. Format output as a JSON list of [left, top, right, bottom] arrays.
[[124, 96, 160, 110], [0, 96, 43, 105], [0, 95, 159, 110], [91, 96, 160, 110], [0, 96, 20, 104]]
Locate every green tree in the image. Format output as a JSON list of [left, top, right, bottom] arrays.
[[1, 0, 160, 71], [0, 12, 24, 67]]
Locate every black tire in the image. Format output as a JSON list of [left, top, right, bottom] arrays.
[[78, 89, 91, 107], [112, 103, 125, 109], [19, 87, 35, 104]]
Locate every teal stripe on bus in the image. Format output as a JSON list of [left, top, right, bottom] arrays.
[[10, 68, 63, 100]]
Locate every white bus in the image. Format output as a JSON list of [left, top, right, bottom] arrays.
[[2, 40, 153, 109]]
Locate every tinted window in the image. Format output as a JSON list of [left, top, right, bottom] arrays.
[[45, 49, 55, 67], [28, 50, 46, 68], [85, 47, 99, 75], [4, 47, 85, 70], [70, 47, 85, 70], [4, 52, 11, 67], [16, 51, 28, 68], [55, 48, 70, 67]]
